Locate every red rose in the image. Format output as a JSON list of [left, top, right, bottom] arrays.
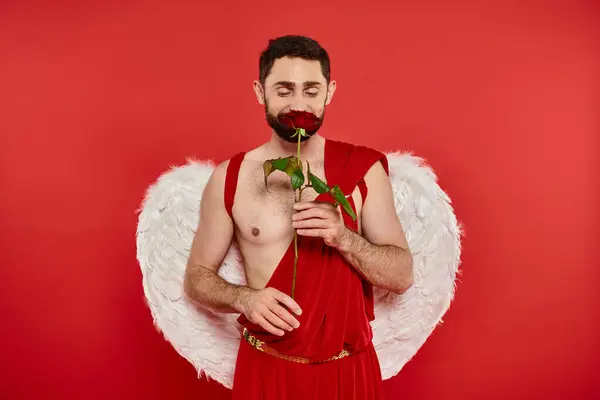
[[279, 110, 320, 130]]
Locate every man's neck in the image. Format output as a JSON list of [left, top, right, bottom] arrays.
[[266, 132, 325, 161]]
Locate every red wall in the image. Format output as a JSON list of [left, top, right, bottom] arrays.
[[1, 1, 598, 399]]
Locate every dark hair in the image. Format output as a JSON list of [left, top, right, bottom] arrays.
[[258, 35, 331, 84]]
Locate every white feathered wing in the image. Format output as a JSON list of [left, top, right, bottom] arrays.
[[135, 152, 462, 388]]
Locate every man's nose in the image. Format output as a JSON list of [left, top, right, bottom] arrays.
[[289, 92, 307, 111]]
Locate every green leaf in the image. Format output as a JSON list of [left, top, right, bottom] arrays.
[[283, 156, 302, 173], [309, 173, 330, 194], [263, 160, 275, 188], [263, 157, 304, 190], [290, 169, 304, 190], [307, 161, 329, 194], [329, 185, 356, 221], [271, 157, 290, 171]]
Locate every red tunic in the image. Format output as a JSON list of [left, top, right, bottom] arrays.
[[224, 138, 389, 400]]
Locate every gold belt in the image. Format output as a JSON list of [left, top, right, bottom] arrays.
[[242, 328, 351, 364]]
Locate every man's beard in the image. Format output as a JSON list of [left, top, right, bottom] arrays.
[[265, 104, 325, 143]]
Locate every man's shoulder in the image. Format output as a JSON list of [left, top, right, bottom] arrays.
[[329, 138, 385, 156], [210, 144, 259, 183], [208, 153, 241, 193], [331, 139, 386, 163], [328, 139, 389, 178], [214, 146, 254, 173], [212, 158, 230, 178]]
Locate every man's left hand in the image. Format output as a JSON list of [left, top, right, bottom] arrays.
[[291, 201, 350, 249]]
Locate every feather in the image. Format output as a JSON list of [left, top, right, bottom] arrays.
[[135, 152, 462, 388]]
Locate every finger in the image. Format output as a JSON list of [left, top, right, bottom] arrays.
[[271, 289, 302, 315], [293, 201, 333, 211], [292, 207, 329, 221], [269, 303, 300, 329], [296, 228, 325, 237], [263, 309, 294, 332], [253, 313, 285, 336], [292, 218, 329, 229]]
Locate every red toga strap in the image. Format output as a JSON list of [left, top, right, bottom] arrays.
[[339, 143, 389, 206], [357, 180, 368, 204], [224, 152, 246, 218]]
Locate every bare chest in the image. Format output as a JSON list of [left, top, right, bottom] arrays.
[[232, 159, 325, 244]]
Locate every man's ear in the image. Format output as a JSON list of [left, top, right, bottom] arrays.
[[253, 80, 265, 105], [325, 80, 336, 105]]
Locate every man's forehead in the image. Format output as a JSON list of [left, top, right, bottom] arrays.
[[266, 57, 326, 86]]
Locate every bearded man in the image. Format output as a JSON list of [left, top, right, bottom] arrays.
[[183, 35, 414, 400]]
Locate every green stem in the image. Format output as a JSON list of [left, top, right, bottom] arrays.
[[291, 128, 303, 300], [297, 132, 301, 160]]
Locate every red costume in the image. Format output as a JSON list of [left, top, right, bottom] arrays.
[[224, 139, 389, 399]]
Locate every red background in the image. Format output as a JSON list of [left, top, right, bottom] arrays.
[[1, 1, 598, 399]]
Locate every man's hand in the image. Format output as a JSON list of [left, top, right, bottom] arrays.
[[291, 201, 350, 248], [237, 287, 303, 337]]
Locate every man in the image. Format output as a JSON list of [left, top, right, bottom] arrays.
[[183, 35, 413, 399]]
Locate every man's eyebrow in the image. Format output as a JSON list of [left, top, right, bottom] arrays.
[[273, 81, 323, 88], [303, 81, 323, 87], [273, 81, 294, 88]]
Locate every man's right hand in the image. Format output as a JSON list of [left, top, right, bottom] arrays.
[[236, 287, 302, 336]]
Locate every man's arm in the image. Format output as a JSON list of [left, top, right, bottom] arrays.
[[292, 161, 413, 294], [183, 160, 247, 313], [338, 160, 414, 293], [335, 159, 413, 293], [183, 160, 303, 336]]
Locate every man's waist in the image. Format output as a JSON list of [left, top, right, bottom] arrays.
[[242, 328, 352, 364]]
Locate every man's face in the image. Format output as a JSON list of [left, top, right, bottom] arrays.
[[254, 56, 336, 142]]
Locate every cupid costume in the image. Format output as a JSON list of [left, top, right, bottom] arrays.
[[225, 139, 388, 399], [135, 138, 461, 396]]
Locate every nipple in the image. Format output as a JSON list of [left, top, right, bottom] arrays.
[[251, 227, 260, 237]]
